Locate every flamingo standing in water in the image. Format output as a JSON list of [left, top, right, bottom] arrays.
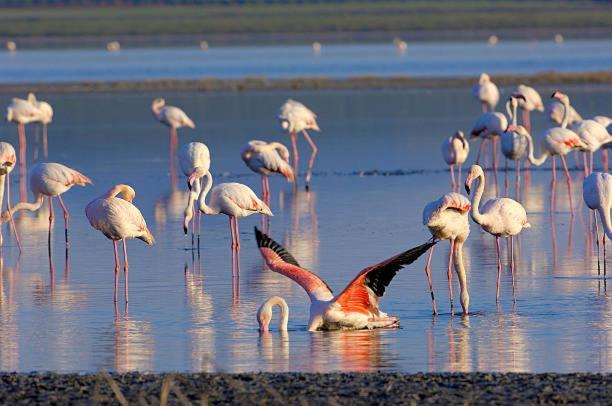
[[85, 184, 155, 302], [241, 140, 294, 201], [29, 94, 53, 159], [472, 73, 499, 113], [470, 110, 508, 170], [465, 164, 530, 302], [254, 227, 435, 331], [422, 192, 471, 315], [1, 162, 92, 246], [278, 99, 320, 190], [441, 131, 469, 191], [179, 142, 211, 247], [151, 98, 196, 187], [513, 84, 544, 132], [501, 95, 528, 187], [0, 143, 21, 250], [582, 172, 611, 276]]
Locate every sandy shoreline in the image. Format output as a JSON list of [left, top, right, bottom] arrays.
[[0, 372, 608, 404], [1, 71, 611, 94]]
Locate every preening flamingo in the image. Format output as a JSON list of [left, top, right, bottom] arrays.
[[514, 84, 544, 132], [501, 95, 528, 186], [470, 110, 508, 170], [254, 227, 435, 331], [582, 172, 611, 276], [422, 192, 471, 315], [0, 143, 21, 250], [179, 142, 211, 246], [465, 164, 531, 302], [278, 99, 320, 190], [472, 73, 500, 112], [85, 184, 155, 302], [258, 296, 289, 331], [151, 98, 196, 187], [29, 94, 53, 159], [1, 162, 92, 246], [241, 140, 294, 201], [441, 131, 469, 191]]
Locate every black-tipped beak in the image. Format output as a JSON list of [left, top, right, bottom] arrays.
[[464, 183, 471, 194], [187, 181, 192, 191], [183, 226, 188, 235]]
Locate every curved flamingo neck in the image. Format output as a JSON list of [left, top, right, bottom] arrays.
[[104, 184, 135, 201], [269, 142, 290, 161], [6, 194, 44, 219], [453, 241, 469, 314], [469, 171, 486, 226], [560, 97, 570, 129], [523, 130, 548, 166], [197, 172, 220, 215], [259, 296, 289, 331]]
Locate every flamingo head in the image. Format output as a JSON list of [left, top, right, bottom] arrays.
[[510, 93, 526, 107], [551, 91, 568, 103], [151, 98, 165, 112], [279, 119, 290, 131], [464, 164, 484, 195], [257, 304, 272, 332], [27, 93, 37, 104], [478, 73, 490, 84]]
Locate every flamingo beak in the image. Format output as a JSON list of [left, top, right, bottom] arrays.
[[183, 218, 189, 235], [259, 320, 269, 332], [464, 180, 471, 195], [187, 180, 192, 191]]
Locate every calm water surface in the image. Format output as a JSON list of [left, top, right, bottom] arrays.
[[0, 86, 609, 373], [1, 40, 612, 83]]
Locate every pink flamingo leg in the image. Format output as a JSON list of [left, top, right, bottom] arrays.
[[197, 177, 203, 250], [559, 155, 574, 214], [495, 236, 502, 302], [447, 239, 455, 311], [589, 151, 594, 176], [234, 216, 241, 274], [34, 126, 39, 162], [18, 124, 27, 203], [476, 139, 487, 165], [290, 131, 299, 188], [552, 155, 557, 184], [122, 238, 129, 303], [229, 216, 236, 277], [481, 102, 487, 113], [458, 164, 462, 187], [302, 130, 318, 191], [510, 236, 516, 302], [43, 124, 48, 159], [169, 127, 178, 190], [504, 159, 509, 194], [113, 240, 120, 303], [57, 194, 69, 245], [603, 234, 607, 276], [582, 152, 589, 177], [424, 245, 438, 315], [603, 150, 609, 173], [5, 173, 22, 253], [594, 212, 601, 275], [450, 165, 456, 191]]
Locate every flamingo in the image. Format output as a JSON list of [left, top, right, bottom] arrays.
[[29, 94, 53, 159], [464, 164, 531, 301], [85, 184, 155, 302], [547, 100, 582, 126], [422, 192, 471, 315], [0, 143, 21, 250], [257, 296, 289, 331], [254, 227, 435, 331], [470, 110, 508, 170], [1, 162, 92, 246], [582, 172, 611, 276], [594, 117, 612, 171], [197, 175, 272, 274], [501, 95, 528, 186], [179, 142, 211, 246], [241, 140, 294, 201], [472, 73, 499, 113], [513, 84, 544, 132], [6, 94, 40, 185], [151, 98, 196, 187], [278, 99, 320, 190], [441, 131, 469, 191]]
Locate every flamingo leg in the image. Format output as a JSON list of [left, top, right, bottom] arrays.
[[495, 236, 502, 302], [34, 126, 39, 162], [582, 152, 589, 177], [603, 150, 609, 173], [197, 177, 203, 250], [290, 131, 299, 187], [594, 212, 601, 276], [458, 164, 462, 187], [510, 236, 516, 302], [18, 124, 27, 202], [424, 245, 438, 315], [481, 102, 487, 113], [476, 139, 487, 165], [43, 124, 48, 159], [603, 233, 607, 276], [234, 216, 241, 273], [122, 238, 129, 303], [589, 151, 594, 176], [113, 240, 120, 303], [450, 165, 456, 191], [492, 138, 499, 173], [447, 239, 455, 311], [559, 155, 573, 214], [522, 110, 531, 133], [504, 159, 509, 194], [6, 173, 22, 253], [57, 194, 69, 246], [169, 127, 178, 190], [302, 130, 318, 191], [516, 159, 521, 199], [191, 201, 196, 247], [552, 155, 557, 184]]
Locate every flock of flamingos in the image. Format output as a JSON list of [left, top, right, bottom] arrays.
[[2, 74, 611, 332]]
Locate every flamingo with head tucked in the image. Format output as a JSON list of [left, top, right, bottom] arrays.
[[1, 162, 91, 246], [278, 99, 320, 190], [422, 192, 471, 315], [441, 131, 469, 191], [513, 84, 544, 132], [179, 142, 211, 247], [583, 172, 611, 276], [0, 143, 20, 250], [465, 164, 530, 302], [241, 140, 294, 201], [254, 227, 435, 331], [472, 73, 499, 113], [85, 184, 155, 302]]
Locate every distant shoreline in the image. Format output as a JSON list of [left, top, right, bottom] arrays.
[[1, 71, 611, 94]]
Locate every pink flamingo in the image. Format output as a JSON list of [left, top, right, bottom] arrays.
[[0, 143, 21, 251], [241, 140, 294, 201], [582, 172, 611, 276], [1, 162, 92, 246], [514, 84, 544, 132], [179, 141, 210, 247], [472, 73, 499, 113], [278, 99, 320, 190], [465, 164, 531, 302], [85, 184, 155, 302], [151, 98, 195, 187], [422, 192, 471, 315], [254, 227, 435, 331], [441, 131, 469, 191], [470, 111, 508, 171]]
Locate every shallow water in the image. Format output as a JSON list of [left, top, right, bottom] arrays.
[[0, 86, 610, 373], [2, 39, 612, 83]]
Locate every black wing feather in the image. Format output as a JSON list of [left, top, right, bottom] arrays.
[[254, 227, 301, 267]]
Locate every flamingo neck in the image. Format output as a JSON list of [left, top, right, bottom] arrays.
[[197, 172, 220, 215], [469, 172, 486, 226], [523, 130, 548, 166], [184, 176, 202, 224], [269, 142, 290, 161], [259, 296, 289, 331], [505, 100, 514, 125], [560, 98, 570, 129], [104, 184, 135, 201], [598, 207, 612, 240], [512, 102, 518, 126], [453, 241, 470, 314], [4, 194, 44, 221]]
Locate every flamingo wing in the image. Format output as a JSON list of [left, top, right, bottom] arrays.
[[39, 163, 92, 187], [333, 240, 436, 315], [254, 227, 333, 301], [424, 192, 471, 225]]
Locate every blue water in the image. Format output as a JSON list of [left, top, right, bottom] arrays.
[[1, 39, 612, 83]]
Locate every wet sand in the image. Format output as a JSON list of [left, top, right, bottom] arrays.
[[1, 71, 611, 94], [0, 372, 608, 404]]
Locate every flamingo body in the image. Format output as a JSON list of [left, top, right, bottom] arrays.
[[152, 99, 195, 129], [207, 183, 272, 218], [583, 172, 612, 240], [29, 162, 91, 197], [471, 112, 508, 139], [180, 142, 210, 177], [441, 131, 469, 166], [472, 73, 500, 112], [423, 193, 471, 241], [514, 84, 544, 112], [278, 99, 319, 133], [241, 140, 293, 180]]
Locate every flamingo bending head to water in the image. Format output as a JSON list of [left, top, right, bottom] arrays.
[[255, 227, 435, 331], [582, 172, 612, 276], [258, 296, 289, 332], [241, 140, 294, 201], [465, 164, 530, 302], [179, 142, 211, 246], [85, 184, 154, 303], [441, 131, 469, 191]]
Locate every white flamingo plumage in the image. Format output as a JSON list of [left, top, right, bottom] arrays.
[[278, 99, 320, 190], [513, 84, 544, 131], [472, 73, 500, 112], [85, 184, 155, 302], [1, 162, 92, 246], [441, 131, 469, 191], [255, 227, 435, 331], [29, 93, 53, 159], [501, 95, 528, 185], [257, 296, 289, 331], [470, 111, 508, 170], [179, 142, 211, 244], [422, 192, 471, 314], [241, 140, 294, 201], [582, 172, 611, 276], [465, 164, 530, 301], [0, 142, 20, 250]]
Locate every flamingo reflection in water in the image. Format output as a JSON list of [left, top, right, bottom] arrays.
[[113, 305, 155, 373]]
